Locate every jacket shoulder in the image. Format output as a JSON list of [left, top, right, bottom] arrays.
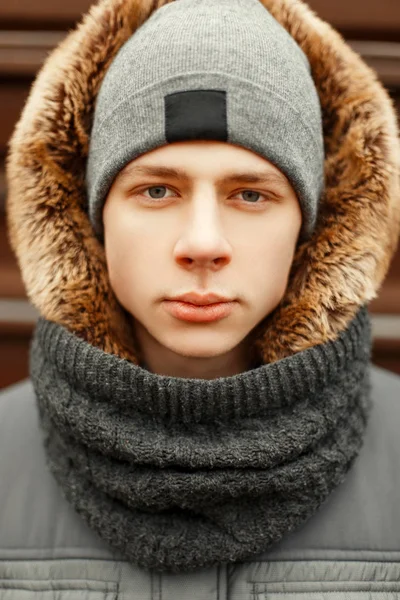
[[0, 378, 117, 559]]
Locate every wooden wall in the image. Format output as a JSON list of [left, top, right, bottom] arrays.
[[1, 0, 400, 389]]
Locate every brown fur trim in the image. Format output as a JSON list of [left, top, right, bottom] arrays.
[[5, 0, 400, 366]]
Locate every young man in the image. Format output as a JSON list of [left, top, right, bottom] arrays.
[[2, 0, 400, 595]]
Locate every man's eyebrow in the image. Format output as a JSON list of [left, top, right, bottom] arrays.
[[115, 164, 290, 187]]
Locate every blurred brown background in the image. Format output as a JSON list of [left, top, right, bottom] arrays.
[[1, 0, 400, 390]]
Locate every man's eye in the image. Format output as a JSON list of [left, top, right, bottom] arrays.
[[140, 185, 174, 200], [236, 190, 269, 204]]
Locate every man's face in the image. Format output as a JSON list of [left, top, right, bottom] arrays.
[[103, 140, 302, 379]]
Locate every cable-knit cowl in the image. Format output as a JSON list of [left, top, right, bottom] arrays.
[[30, 304, 373, 573]]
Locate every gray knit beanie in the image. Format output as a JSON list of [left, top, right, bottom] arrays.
[[86, 0, 325, 244]]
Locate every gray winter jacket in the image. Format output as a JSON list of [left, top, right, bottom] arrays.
[[1, 365, 400, 598], [3, 0, 400, 595]]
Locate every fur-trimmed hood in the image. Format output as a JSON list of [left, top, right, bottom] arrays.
[[5, 0, 400, 366]]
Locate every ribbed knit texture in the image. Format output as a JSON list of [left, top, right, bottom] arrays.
[[30, 304, 373, 573], [86, 0, 325, 244]]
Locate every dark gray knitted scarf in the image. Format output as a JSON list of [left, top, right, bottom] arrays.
[[29, 304, 373, 574]]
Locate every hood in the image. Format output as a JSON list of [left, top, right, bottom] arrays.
[[5, 0, 400, 367]]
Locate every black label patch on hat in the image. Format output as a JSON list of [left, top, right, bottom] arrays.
[[165, 90, 227, 143]]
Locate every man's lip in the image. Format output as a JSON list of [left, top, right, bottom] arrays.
[[166, 292, 233, 306], [163, 300, 236, 322]]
